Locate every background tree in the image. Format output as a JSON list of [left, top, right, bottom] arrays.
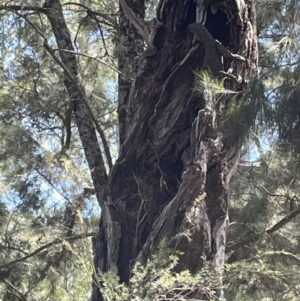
[[0, 0, 118, 299]]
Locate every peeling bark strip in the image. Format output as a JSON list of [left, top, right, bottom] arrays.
[[43, 0, 108, 204], [93, 0, 258, 299], [118, 0, 145, 149]]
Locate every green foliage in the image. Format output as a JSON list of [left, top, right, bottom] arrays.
[[224, 250, 300, 300], [99, 244, 222, 301], [193, 71, 265, 149], [0, 201, 96, 301], [193, 70, 236, 99]]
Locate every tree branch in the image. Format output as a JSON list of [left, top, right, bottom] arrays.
[[0, 245, 28, 255], [0, 3, 117, 28], [256, 182, 284, 197], [54, 48, 129, 79], [266, 207, 300, 234], [0, 5, 47, 13], [63, 2, 118, 28], [0, 232, 97, 270], [226, 232, 260, 252], [45, 40, 113, 169]]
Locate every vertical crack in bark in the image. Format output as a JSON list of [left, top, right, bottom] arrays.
[[136, 164, 208, 264]]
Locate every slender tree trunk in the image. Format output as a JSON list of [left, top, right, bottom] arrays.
[[43, 2, 109, 299], [91, 0, 258, 299], [44, 0, 108, 206]]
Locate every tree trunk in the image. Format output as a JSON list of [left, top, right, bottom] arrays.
[[92, 0, 258, 299]]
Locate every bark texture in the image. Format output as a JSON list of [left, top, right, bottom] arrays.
[[118, 0, 145, 149], [93, 0, 258, 299]]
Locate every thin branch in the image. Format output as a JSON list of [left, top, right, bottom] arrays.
[[256, 182, 284, 197], [3, 280, 27, 301], [0, 232, 97, 270], [44, 35, 113, 171], [245, 250, 300, 264], [266, 207, 300, 234], [0, 245, 28, 255], [93, 14, 109, 57], [226, 233, 260, 252], [55, 48, 130, 79], [65, 6, 113, 59], [0, 3, 118, 28], [0, 5, 47, 14], [74, 14, 88, 49], [33, 168, 71, 204], [63, 2, 118, 28]]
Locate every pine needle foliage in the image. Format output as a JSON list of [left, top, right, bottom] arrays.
[[99, 242, 222, 301], [257, 0, 300, 157], [223, 6, 300, 298], [193, 70, 266, 149], [226, 144, 300, 300]]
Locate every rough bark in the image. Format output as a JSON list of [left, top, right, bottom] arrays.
[[93, 0, 258, 300]]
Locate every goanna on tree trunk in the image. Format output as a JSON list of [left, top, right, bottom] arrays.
[[92, 0, 258, 299]]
